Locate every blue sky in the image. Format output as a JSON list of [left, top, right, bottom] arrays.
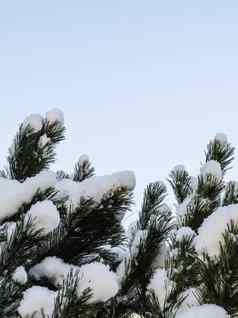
[[0, 1, 238, 214]]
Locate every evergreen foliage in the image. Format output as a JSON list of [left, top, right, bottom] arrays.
[[0, 111, 238, 318]]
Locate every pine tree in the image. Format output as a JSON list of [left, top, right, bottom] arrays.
[[0, 110, 237, 318]]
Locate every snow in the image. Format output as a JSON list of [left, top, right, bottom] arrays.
[[190, 176, 198, 191], [12, 266, 28, 285], [55, 170, 136, 206], [30, 256, 72, 287], [30, 258, 119, 303], [0, 222, 16, 240], [23, 114, 43, 132], [25, 200, 60, 235], [78, 154, 90, 164], [38, 134, 51, 147], [46, 108, 64, 125], [195, 204, 238, 257], [130, 229, 148, 255], [173, 165, 186, 173], [177, 288, 199, 313], [176, 196, 192, 217], [77, 262, 119, 303], [18, 286, 56, 318], [0, 171, 57, 222], [152, 241, 170, 269], [148, 269, 174, 308], [175, 304, 229, 318], [215, 133, 228, 145], [200, 160, 222, 180], [176, 227, 196, 242]]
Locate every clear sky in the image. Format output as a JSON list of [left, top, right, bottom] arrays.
[[0, 1, 238, 217]]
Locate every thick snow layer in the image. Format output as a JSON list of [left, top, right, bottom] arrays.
[[200, 160, 222, 180], [30, 256, 72, 287], [38, 134, 51, 147], [23, 114, 43, 132], [176, 227, 196, 242], [215, 133, 228, 145], [55, 170, 136, 205], [25, 201, 60, 235], [195, 204, 238, 257], [0, 171, 57, 222], [148, 269, 174, 308], [18, 286, 56, 318], [175, 304, 229, 318], [77, 262, 119, 303], [46, 108, 64, 125], [31, 258, 119, 303], [12, 266, 28, 285]]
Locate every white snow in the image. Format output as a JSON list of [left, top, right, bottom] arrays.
[[78, 154, 90, 164], [130, 229, 148, 255], [200, 160, 222, 181], [23, 114, 43, 132], [177, 288, 199, 313], [12, 266, 28, 285], [46, 108, 64, 125], [175, 304, 229, 318], [38, 134, 51, 147], [55, 170, 136, 206], [176, 196, 192, 217], [190, 176, 198, 191], [195, 204, 238, 257], [77, 262, 119, 303], [173, 165, 186, 173], [18, 286, 56, 318], [215, 133, 228, 145], [0, 171, 57, 222], [176, 227, 196, 242], [148, 269, 174, 308], [30, 258, 119, 303], [25, 200, 60, 235], [0, 222, 16, 240], [30, 256, 72, 287]]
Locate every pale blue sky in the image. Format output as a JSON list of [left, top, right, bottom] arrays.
[[0, 1, 238, 214]]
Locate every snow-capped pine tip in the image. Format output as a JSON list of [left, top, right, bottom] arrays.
[[46, 108, 64, 125], [214, 133, 228, 145], [22, 114, 44, 132], [173, 164, 186, 173]]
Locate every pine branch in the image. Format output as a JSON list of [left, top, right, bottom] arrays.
[[205, 138, 234, 173], [168, 167, 192, 204], [52, 270, 93, 318], [73, 156, 95, 182], [7, 120, 65, 181]]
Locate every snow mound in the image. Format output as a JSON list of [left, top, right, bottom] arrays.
[[46, 108, 64, 125], [12, 266, 28, 285], [56, 170, 136, 205], [18, 286, 56, 318], [195, 204, 238, 257], [215, 133, 228, 145], [77, 262, 119, 303], [23, 114, 43, 132], [0, 171, 57, 222], [200, 160, 222, 180], [25, 200, 60, 235], [175, 304, 228, 318]]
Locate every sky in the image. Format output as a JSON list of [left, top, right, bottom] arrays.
[[0, 1, 238, 218]]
